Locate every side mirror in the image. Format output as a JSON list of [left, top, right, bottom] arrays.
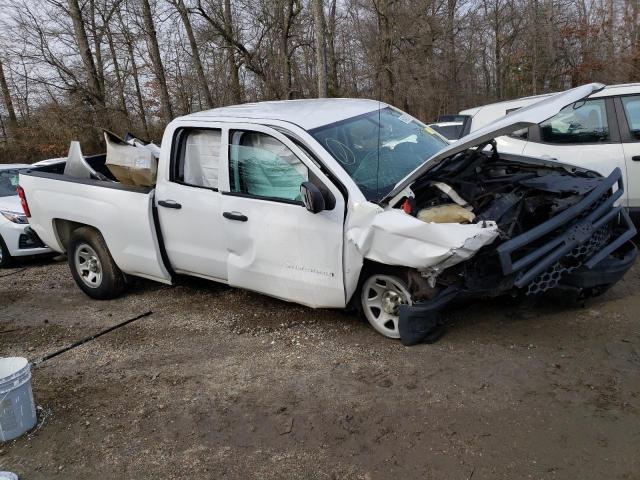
[[300, 181, 325, 214]]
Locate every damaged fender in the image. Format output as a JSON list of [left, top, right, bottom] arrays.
[[345, 202, 499, 280]]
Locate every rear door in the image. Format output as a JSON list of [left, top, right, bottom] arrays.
[[219, 124, 346, 308], [521, 97, 627, 202], [615, 95, 640, 211], [155, 125, 228, 281]]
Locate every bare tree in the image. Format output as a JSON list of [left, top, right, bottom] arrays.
[[140, 0, 174, 123], [312, 0, 328, 97], [170, 0, 214, 108], [0, 58, 18, 128], [68, 0, 105, 107]]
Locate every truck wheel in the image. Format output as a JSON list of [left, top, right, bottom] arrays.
[[0, 235, 14, 268], [358, 268, 413, 339], [68, 227, 126, 299]]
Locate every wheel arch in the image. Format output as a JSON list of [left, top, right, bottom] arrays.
[[52, 219, 100, 252], [348, 260, 437, 307]]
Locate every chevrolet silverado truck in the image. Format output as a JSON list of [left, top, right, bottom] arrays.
[[19, 83, 637, 344]]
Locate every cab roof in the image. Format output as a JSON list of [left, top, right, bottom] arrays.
[[184, 98, 384, 131], [0, 163, 30, 170]]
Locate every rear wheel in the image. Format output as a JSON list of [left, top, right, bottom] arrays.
[[68, 227, 126, 299], [0, 235, 14, 268], [359, 272, 413, 339]]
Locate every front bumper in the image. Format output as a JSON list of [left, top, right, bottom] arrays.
[[496, 167, 636, 294], [0, 221, 52, 257], [398, 168, 637, 346], [561, 240, 637, 290]]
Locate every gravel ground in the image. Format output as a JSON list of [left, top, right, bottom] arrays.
[[1, 258, 639, 479]]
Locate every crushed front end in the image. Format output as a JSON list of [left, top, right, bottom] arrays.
[[395, 150, 637, 345]]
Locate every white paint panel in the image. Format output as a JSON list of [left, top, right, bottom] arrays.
[[19, 175, 170, 283]]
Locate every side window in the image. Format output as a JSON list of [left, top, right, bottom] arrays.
[[229, 131, 308, 202], [621, 96, 640, 141], [539, 99, 609, 144], [174, 129, 221, 189]]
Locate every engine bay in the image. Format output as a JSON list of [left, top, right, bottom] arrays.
[[395, 144, 618, 298]]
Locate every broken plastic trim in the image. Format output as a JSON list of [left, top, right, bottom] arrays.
[[398, 286, 459, 346]]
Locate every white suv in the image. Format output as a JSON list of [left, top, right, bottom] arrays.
[[458, 83, 640, 224], [0, 164, 52, 267]]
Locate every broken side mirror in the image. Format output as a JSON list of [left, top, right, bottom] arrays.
[[300, 181, 325, 214]]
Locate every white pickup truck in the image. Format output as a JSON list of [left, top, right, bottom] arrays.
[[19, 84, 637, 344]]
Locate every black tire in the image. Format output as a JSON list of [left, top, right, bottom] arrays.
[[68, 226, 126, 299], [0, 235, 14, 268]]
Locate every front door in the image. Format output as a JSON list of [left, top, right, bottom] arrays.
[[616, 95, 640, 211], [155, 126, 228, 281], [220, 125, 346, 308], [521, 97, 627, 202]]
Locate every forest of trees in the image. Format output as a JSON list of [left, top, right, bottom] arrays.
[[0, 0, 638, 163]]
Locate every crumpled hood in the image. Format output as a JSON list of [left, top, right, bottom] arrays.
[[382, 83, 605, 204], [0, 195, 22, 213]]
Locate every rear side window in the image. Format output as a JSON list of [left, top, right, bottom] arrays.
[[174, 129, 222, 189], [229, 131, 308, 202], [621, 96, 640, 141], [539, 99, 609, 144]]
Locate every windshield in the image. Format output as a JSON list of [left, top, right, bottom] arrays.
[[310, 107, 448, 201], [0, 169, 22, 197]]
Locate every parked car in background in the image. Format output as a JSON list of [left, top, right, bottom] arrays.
[[427, 119, 465, 141], [19, 84, 636, 344], [428, 115, 476, 140], [0, 164, 52, 267], [457, 83, 640, 224]]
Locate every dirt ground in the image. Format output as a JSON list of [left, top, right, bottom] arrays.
[[1, 258, 639, 479]]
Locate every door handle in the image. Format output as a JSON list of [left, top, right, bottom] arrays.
[[158, 199, 182, 209], [632, 156, 640, 162], [223, 211, 248, 222]]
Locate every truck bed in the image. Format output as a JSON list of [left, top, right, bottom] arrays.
[[20, 160, 171, 283]]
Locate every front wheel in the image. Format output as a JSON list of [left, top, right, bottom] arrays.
[[68, 227, 126, 299], [359, 273, 413, 339]]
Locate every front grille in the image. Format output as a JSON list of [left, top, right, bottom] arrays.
[[495, 167, 636, 294], [525, 226, 611, 295]]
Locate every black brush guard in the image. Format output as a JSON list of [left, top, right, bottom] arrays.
[[399, 167, 637, 346], [496, 167, 636, 292]]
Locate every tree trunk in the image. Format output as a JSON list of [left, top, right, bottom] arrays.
[[445, 0, 458, 110], [375, 0, 394, 104], [175, 0, 214, 108], [89, 0, 105, 99], [105, 23, 129, 121], [223, 0, 242, 103], [67, 0, 104, 107], [121, 16, 149, 137], [279, 0, 299, 99], [493, 1, 502, 98], [0, 58, 17, 127], [326, 0, 338, 96], [140, 0, 173, 124], [312, 0, 328, 97]]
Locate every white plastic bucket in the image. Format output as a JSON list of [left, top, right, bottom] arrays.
[[0, 357, 36, 442]]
